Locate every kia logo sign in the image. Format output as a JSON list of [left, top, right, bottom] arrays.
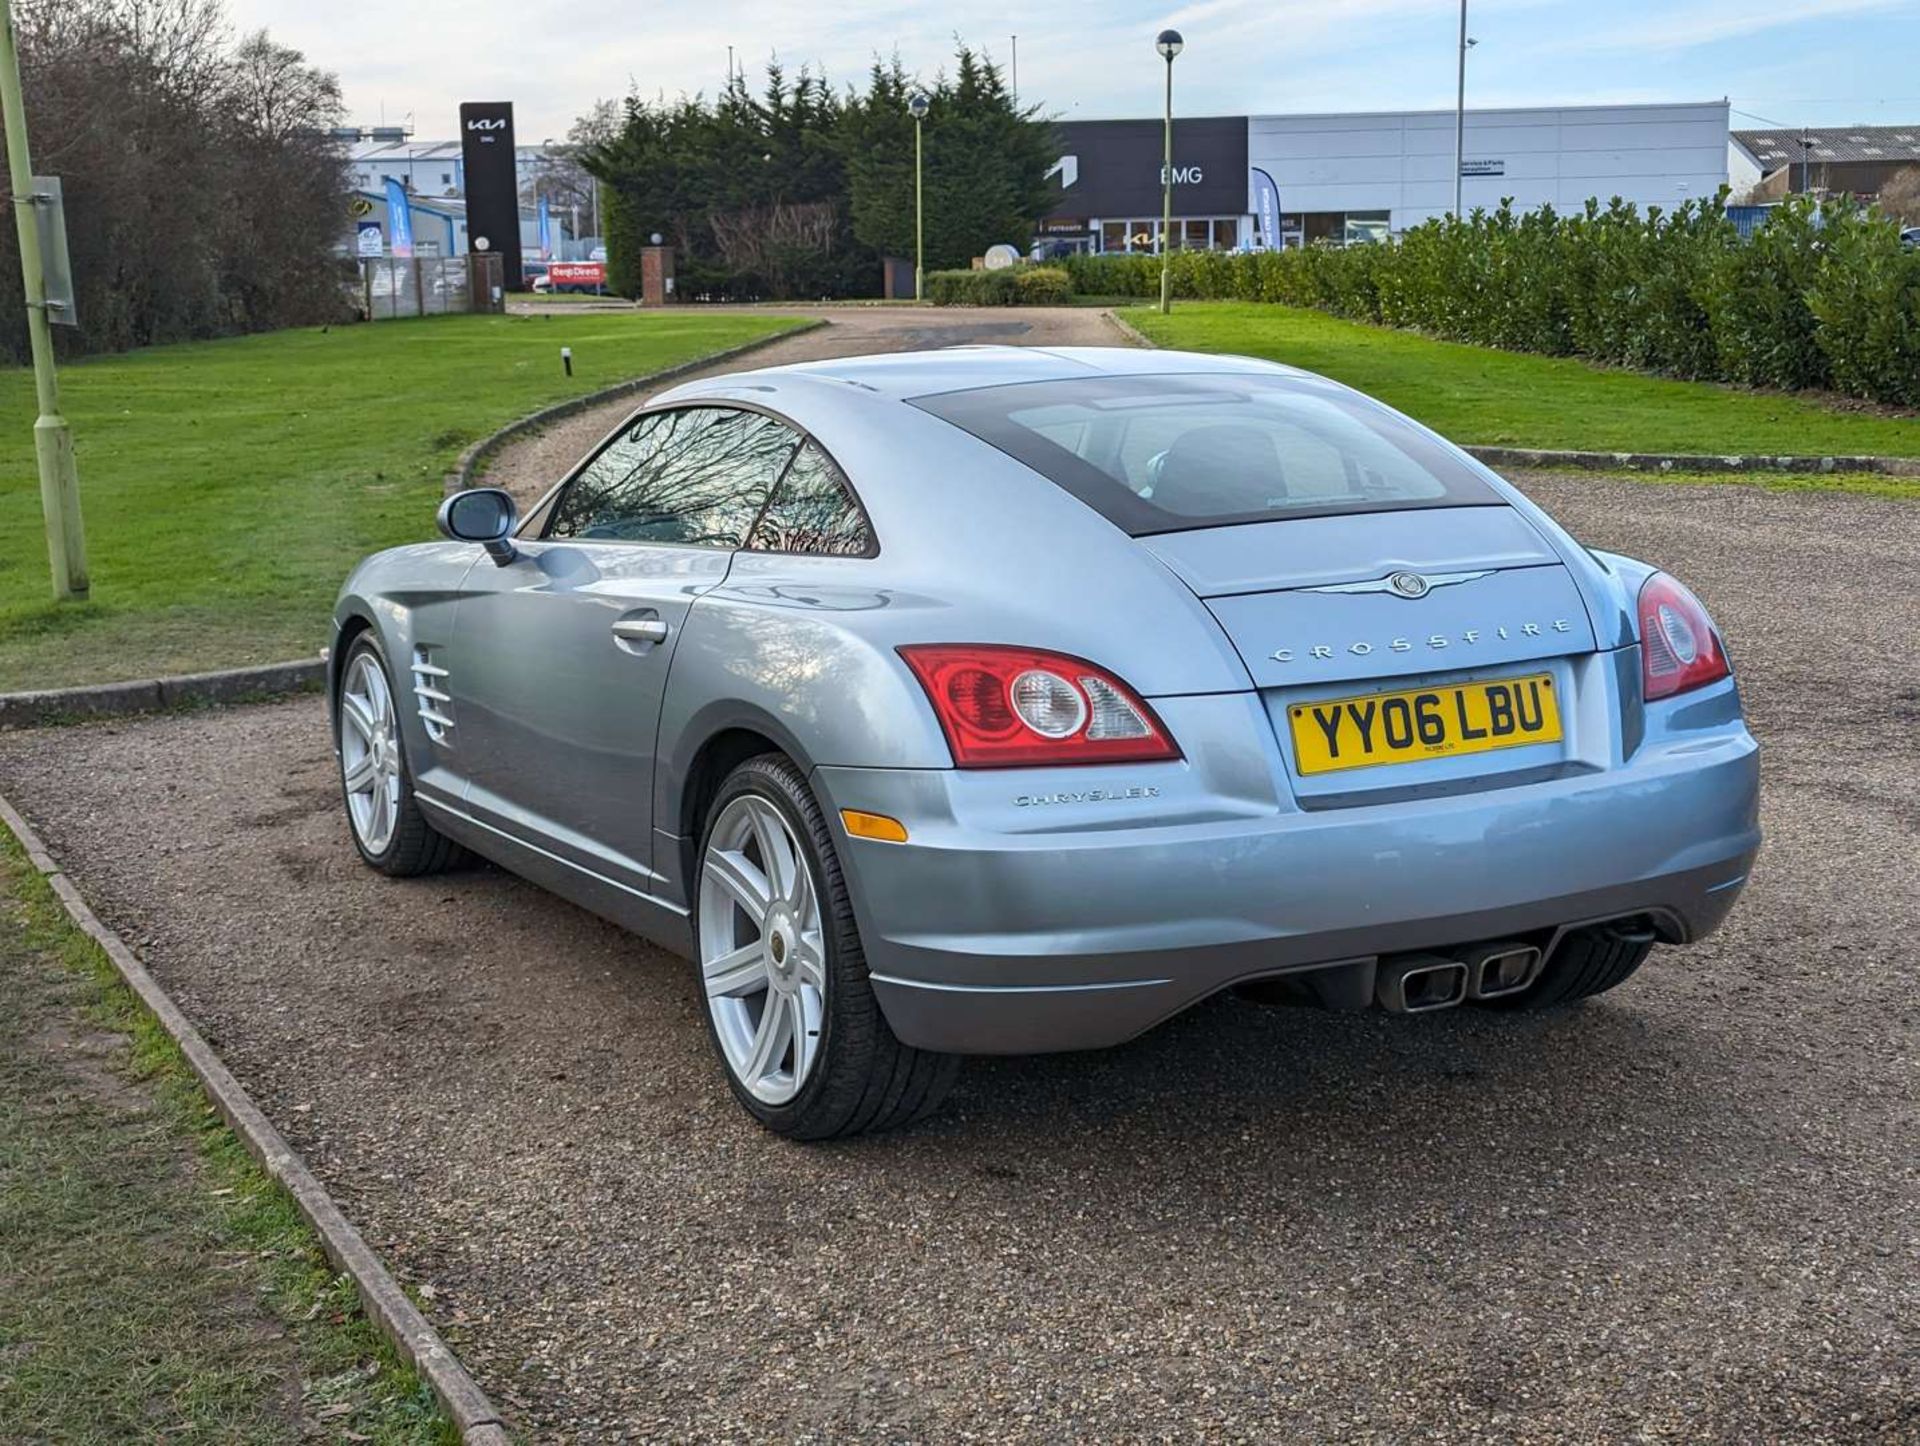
[[1161, 165, 1204, 185], [467, 118, 507, 131]]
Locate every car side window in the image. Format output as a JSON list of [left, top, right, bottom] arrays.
[[543, 406, 800, 547], [745, 441, 876, 557]]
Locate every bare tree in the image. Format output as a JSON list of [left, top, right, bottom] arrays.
[[1877, 167, 1920, 226], [0, 0, 350, 358], [227, 29, 342, 142], [526, 98, 623, 237]]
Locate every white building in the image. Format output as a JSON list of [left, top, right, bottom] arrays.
[[1045, 100, 1736, 253], [343, 138, 589, 263], [1248, 101, 1734, 245], [345, 139, 550, 202]]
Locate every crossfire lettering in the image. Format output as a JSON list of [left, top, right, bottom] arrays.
[[1272, 619, 1574, 662]]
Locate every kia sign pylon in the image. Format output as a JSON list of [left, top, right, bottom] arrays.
[[460, 101, 521, 289]]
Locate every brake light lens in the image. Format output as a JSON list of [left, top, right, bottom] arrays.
[[1637, 573, 1730, 701], [898, 645, 1181, 768]]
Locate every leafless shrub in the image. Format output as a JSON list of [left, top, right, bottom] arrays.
[[0, 0, 352, 359], [1877, 167, 1920, 226]]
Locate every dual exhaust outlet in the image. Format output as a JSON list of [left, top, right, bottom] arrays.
[[1375, 940, 1544, 1013]]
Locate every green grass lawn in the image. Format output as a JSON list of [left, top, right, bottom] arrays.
[[1127, 302, 1920, 459], [0, 311, 804, 691], [0, 835, 455, 1442]]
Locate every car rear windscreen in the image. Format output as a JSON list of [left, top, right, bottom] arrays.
[[910, 373, 1501, 535]]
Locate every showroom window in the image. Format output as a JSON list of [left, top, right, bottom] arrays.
[[1095, 217, 1241, 254]]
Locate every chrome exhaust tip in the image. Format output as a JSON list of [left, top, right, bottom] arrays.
[[1463, 942, 1545, 1001], [1376, 954, 1469, 1014]]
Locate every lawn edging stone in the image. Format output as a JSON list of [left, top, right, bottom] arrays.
[[1469, 446, 1920, 477], [0, 657, 327, 729], [0, 790, 514, 1445], [1108, 308, 1920, 477], [447, 317, 829, 496]]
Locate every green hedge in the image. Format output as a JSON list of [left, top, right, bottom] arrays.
[[925, 264, 1072, 305], [1059, 198, 1920, 407]]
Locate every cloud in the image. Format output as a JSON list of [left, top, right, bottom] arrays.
[[220, 0, 1909, 140], [1550, 0, 1912, 55]]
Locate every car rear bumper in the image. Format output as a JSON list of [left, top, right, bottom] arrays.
[[812, 712, 1759, 1055]]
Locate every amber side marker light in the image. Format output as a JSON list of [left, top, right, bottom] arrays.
[[840, 809, 909, 843]]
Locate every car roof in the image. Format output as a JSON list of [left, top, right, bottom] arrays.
[[670, 344, 1309, 402]]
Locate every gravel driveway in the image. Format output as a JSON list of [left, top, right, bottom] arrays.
[[3, 390, 1916, 1434]]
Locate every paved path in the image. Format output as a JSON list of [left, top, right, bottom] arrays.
[[487, 305, 1133, 506], [2, 475, 1916, 1441]]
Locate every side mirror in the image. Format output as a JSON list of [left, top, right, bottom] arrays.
[[437, 487, 519, 567]]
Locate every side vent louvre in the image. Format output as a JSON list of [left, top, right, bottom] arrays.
[[411, 646, 454, 745]]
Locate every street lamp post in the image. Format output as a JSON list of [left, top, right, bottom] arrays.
[[908, 91, 929, 302], [1452, 0, 1474, 220], [0, 0, 86, 600], [1156, 29, 1182, 315]]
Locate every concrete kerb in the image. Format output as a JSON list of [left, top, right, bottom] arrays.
[[1101, 309, 1155, 350], [0, 658, 328, 730], [0, 791, 513, 1444], [1465, 446, 1920, 477], [445, 318, 829, 496], [1104, 308, 1920, 478]]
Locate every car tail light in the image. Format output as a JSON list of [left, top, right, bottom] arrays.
[[1637, 573, 1730, 701], [898, 645, 1181, 768]]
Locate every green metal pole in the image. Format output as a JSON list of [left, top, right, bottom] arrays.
[[0, 0, 86, 601], [914, 117, 924, 303], [1159, 57, 1174, 315]]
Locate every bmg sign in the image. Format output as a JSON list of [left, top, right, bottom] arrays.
[[1042, 117, 1246, 222]]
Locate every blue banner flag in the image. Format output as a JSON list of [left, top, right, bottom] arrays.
[[1250, 168, 1282, 250], [385, 178, 414, 258], [538, 195, 552, 259]]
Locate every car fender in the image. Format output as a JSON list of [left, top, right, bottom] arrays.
[[327, 541, 479, 764], [655, 571, 952, 777]]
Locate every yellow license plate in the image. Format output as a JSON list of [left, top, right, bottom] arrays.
[[1288, 672, 1563, 777]]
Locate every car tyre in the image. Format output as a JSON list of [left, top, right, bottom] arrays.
[[335, 633, 468, 878], [696, 753, 958, 1140], [1488, 922, 1654, 1011]]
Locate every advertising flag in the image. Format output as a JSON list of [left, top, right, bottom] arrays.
[[385, 178, 414, 258], [1250, 167, 1282, 250], [538, 195, 553, 259]]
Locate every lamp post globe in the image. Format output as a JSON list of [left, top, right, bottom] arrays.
[[908, 92, 930, 301], [1155, 30, 1183, 314]]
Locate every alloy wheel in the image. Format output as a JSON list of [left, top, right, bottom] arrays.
[[698, 793, 827, 1105], [338, 651, 402, 856]]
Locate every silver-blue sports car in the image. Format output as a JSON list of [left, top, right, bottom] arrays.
[[330, 346, 1760, 1138]]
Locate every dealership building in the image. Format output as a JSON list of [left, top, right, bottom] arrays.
[[1040, 100, 1734, 252]]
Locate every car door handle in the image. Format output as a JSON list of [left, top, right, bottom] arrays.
[[611, 617, 669, 645]]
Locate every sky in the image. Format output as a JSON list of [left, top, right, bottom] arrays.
[[222, 0, 1920, 141]]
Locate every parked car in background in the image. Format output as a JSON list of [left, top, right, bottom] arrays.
[[1901, 226, 1919, 251], [329, 348, 1760, 1139]]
